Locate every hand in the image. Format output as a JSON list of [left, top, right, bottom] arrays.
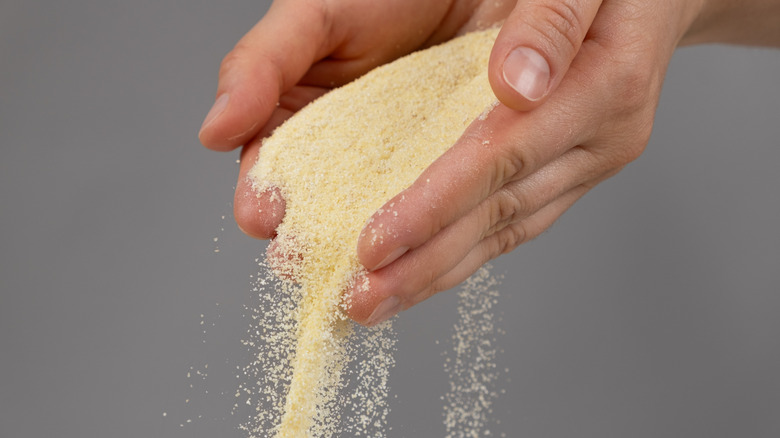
[[349, 0, 706, 326], [200, 0, 779, 326], [200, 0, 518, 238]]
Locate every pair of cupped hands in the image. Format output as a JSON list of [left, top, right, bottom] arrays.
[[199, 0, 777, 326]]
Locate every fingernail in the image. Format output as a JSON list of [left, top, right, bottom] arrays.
[[502, 47, 550, 102], [371, 246, 409, 271], [199, 93, 229, 134], [366, 296, 402, 326]]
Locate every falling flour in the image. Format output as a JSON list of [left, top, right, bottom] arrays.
[[243, 28, 502, 437]]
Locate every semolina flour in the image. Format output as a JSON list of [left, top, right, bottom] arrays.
[[244, 28, 502, 437]]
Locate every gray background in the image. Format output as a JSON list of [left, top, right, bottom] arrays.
[[1, 1, 779, 437]]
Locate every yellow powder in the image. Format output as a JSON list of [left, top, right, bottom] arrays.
[[247, 28, 501, 437], [443, 265, 505, 438]]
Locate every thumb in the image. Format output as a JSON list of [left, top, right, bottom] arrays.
[[489, 0, 601, 111]]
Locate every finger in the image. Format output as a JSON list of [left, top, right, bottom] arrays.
[[348, 196, 486, 325], [352, 0, 671, 324], [357, 2, 650, 274], [436, 166, 621, 305], [349, 182, 592, 326], [265, 237, 304, 281], [233, 133, 286, 240], [199, 0, 335, 151], [370, 151, 624, 323], [357, 99, 592, 272], [488, 0, 602, 110], [350, 141, 611, 325], [409, 182, 593, 309], [233, 85, 328, 239]]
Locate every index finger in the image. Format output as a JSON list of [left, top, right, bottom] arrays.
[[199, 0, 336, 151]]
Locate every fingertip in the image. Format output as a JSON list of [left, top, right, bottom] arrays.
[[364, 295, 403, 327], [356, 144, 481, 272], [344, 270, 403, 327], [502, 46, 551, 102], [356, 195, 413, 272], [489, 44, 551, 112], [233, 182, 285, 239], [199, 86, 271, 151], [233, 139, 285, 239], [344, 273, 375, 325], [199, 129, 243, 152], [265, 236, 302, 281], [198, 94, 232, 149], [371, 246, 410, 272]]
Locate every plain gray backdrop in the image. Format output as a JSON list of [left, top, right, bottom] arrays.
[[1, 1, 779, 437]]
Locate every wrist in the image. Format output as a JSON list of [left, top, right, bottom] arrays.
[[681, 0, 780, 47]]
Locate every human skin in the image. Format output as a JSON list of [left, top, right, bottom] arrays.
[[199, 0, 780, 326]]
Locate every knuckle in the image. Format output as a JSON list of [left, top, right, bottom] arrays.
[[605, 48, 663, 116], [219, 44, 249, 77], [220, 41, 286, 96], [493, 155, 521, 189], [592, 124, 651, 170], [529, 1, 587, 58], [402, 266, 437, 300], [220, 42, 284, 86], [625, 122, 652, 162], [590, 60, 660, 167], [493, 189, 523, 226], [483, 186, 529, 239], [615, 64, 655, 114], [619, 142, 646, 167], [412, 282, 439, 307], [494, 223, 528, 256], [494, 141, 534, 187]]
